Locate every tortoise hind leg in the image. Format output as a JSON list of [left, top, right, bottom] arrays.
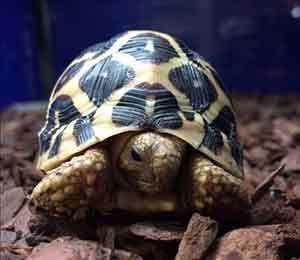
[[31, 147, 112, 218], [188, 153, 245, 214]]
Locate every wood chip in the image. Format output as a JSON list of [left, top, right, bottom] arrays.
[[207, 224, 300, 260], [175, 213, 218, 260], [128, 221, 184, 241], [0, 187, 25, 226], [252, 164, 285, 203], [27, 236, 142, 260]]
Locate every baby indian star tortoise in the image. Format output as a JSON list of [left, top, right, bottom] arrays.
[[31, 30, 245, 218]]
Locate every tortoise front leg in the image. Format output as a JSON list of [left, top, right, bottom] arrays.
[[31, 147, 112, 218], [188, 153, 244, 214]]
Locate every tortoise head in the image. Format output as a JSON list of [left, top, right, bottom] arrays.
[[113, 132, 187, 194]]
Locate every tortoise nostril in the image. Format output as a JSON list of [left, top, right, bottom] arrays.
[[131, 148, 142, 161]]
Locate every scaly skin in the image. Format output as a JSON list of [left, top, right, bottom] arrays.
[[189, 154, 243, 212], [31, 132, 244, 217], [31, 147, 112, 217], [116, 132, 187, 194]]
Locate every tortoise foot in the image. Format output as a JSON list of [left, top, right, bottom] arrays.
[[31, 147, 110, 218], [189, 154, 243, 213]]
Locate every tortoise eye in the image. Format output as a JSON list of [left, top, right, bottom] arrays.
[[131, 148, 142, 161]]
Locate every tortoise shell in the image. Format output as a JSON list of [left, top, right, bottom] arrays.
[[37, 30, 243, 178]]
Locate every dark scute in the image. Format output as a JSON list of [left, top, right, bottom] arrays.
[[113, 107, 146, 127], [53, 61, 85, 95], [228, 123, 243, 168], [52, 33, 124, 96], [201, 120, 224, 154], [112, 83, 182, 129], [116, 87, 146, 109], [182, 111, 195, 121], [48, 95, 82, 126], [210, 106, 243, 167], [169, 63, 217, 113], [154, 87, 179, 113], [73, 111, 96, 146], [176, 38, 206, 64], [79, 56, 135, 107], [119, 33, 179, 64], [39, 95, 81, 154], [112, 88, 146, 126], [230, 138, 244, 168], [48, 128, 65, 158], [149, 112, 183, 129], [177, 39, 232, 100], [39, 131, 51, 154], [151, 86, 183, 129], [210, 106, 236, 137]]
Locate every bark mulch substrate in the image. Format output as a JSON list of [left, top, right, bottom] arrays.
[[1, 95, 300, 260]]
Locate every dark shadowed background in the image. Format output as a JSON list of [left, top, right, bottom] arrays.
[[1, 0, 300, 109]]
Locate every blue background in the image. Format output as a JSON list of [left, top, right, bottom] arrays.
[[1, 1, 41, 109], [1, 0, 300, 109]]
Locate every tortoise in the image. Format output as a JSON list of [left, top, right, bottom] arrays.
[[31, 30, 245, 218]]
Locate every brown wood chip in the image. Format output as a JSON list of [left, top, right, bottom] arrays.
[[207, 224, 300, 260], [0, 187, 25, 226], [175, 213, 218, 260], [128, 221, 184, 241], [27, 236, 142, 260]]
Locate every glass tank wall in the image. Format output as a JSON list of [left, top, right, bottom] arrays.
[[1, 0, 300, 108]]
